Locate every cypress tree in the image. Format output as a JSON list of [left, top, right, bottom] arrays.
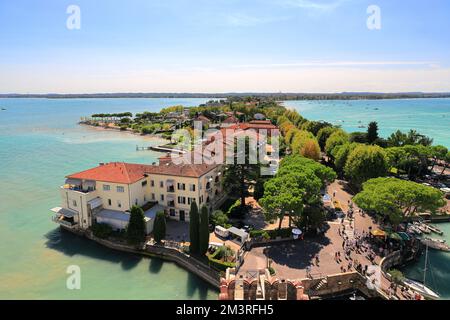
[[153, 211, 166, 243], [199, 206, 210, 256], [189, 201, 200, 254], [126, 205, 146, 245], [367, 121, 379, 144]]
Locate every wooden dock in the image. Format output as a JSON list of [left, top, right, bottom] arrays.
[[136, 145, 186, 154]]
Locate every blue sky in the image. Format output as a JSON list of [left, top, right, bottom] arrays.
[[1, 0, 450, 93]]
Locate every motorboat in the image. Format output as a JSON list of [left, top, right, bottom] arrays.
[[421, 238, 450, 252]]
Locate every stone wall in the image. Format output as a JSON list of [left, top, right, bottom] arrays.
[[79, 229, 221, 289], [302, 272, 380, 299]]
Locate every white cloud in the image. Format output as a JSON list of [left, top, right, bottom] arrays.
[[283, 0, 348, 11], [221, 13, 289, 27]]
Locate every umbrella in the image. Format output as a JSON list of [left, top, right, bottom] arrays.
[[398, 232, 411, 241], [389, 232, 403, 241], [371, 229, 387, 237]]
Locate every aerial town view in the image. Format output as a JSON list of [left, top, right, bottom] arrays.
[[1, 0, 450, 314]]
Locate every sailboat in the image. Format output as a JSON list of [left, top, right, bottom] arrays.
[[403, 245, 440, 300]]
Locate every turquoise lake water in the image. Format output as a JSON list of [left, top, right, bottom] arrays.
[[401, 223, 450, 299], [284, 99, 450, 148], [0, 97, 449, 299], [0, 98, 218, 299], [285, 99, 450, 299]]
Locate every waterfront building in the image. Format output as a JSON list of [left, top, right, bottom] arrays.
[[51, 156, 225, 234]]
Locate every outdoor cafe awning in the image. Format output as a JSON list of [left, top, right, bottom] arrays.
[[65, 178, 81, 186], [371, 229, 387, 237]]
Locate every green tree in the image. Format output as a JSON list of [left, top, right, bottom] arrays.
[[387, 129, 433, 147], [440, 151, 450, 176], [189, 201, 200, 254], [260, 171, 322, 229], [301, 120, 332, 136], [260, 155, 335, 230], [367, 121, 379, 144], [344, 145, 389, 188], [325, 129, 349, 159], [278, 155, 336, 188], [349, 132, 368, 144], [300, 138, 321, 161], [153, 211, 166, 243], [210, 210, 230, 228], [353, 177, 445, 226], [223, 137, 260, 208], [317, 126, 338, 151], [333, 143, 359, 174], [199, 206, 210, 256], [430, 145, 448, 172], [291, 130, 314, 154], [126, 205, 146, 245]]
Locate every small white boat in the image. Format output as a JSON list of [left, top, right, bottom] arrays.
[[424, 237, 446, 244], [414, 222, 431, 234], [421, 238, 450, 252], [403, 279, 440, 300], [425, 224, 444, 235], [408, 226, 422, 235]]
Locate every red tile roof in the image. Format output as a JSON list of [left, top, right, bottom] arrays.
[[222, 116, 239, 124], [67, 162, 152, 184], [228, 121, 277, 131], [194, 115, 211, 123], [66, 158, 219, 184]]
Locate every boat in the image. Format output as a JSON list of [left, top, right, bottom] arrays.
[[421, 238, 450, 252], [424, 237, 446, 244], [408, 225, 422, 235], [414, 222, 431, 234], [424, 224, 444, 235], [404, 245, 440, 300], [403, 279, 440, 300], [1, 108, 6, 111]]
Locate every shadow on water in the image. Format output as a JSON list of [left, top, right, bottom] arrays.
[[46, 227, 218, 298], [186, 269, 216, 299], [44, 228, 142, 271], [149, 258, 164, 274]]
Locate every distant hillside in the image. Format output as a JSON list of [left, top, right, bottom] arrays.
[[1, 92, 450, 100]]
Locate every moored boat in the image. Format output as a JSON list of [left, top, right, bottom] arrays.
[[403, 279, 440, 300], [421, 238, 450, 252], [403, 245, 440, 300], [424, 224, 444, 235]]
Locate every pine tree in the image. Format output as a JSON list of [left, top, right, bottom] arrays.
[[189, 201, 200, 254], [199, 206, 210, 256]]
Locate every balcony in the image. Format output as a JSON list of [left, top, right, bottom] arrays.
[[52, 215, 78, 229], [167, 200, 175, 208]]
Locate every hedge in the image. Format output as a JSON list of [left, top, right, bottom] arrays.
[[208, 258, 236, 272], [250, 228, 293, 240]]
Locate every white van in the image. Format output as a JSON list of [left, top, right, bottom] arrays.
[[214, 225, 230, 238]]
